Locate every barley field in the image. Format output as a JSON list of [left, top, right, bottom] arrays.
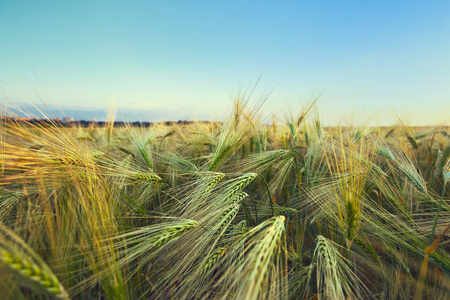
[[0, 101, 449, 299]]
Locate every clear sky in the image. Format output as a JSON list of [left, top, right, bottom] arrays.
[[1, 1, 449, 124]]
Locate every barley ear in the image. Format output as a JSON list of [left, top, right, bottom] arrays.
[[201, 247, 228, 275], [0, 249, 69, 299], [130, 171, 162, 184]]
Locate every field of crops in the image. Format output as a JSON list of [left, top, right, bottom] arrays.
[[0, 101, 449, 299]]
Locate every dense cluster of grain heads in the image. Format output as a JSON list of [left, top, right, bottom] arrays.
[[0, 100, 449, 299]]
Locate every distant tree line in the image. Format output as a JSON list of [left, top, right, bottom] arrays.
[[1, 116, 216, 127]]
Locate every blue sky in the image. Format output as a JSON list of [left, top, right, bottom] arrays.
[[1, 1, 449, 124]]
